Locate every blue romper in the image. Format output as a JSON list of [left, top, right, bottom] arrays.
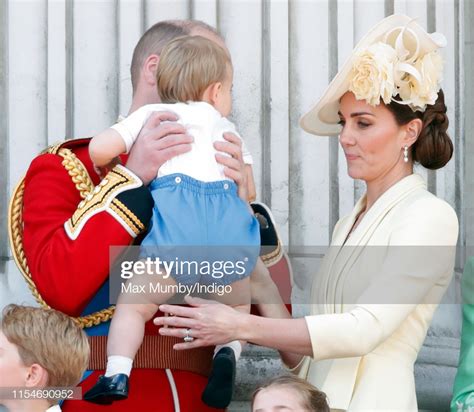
[[140, 173, 260, 286], [111, 102, 260, 286]]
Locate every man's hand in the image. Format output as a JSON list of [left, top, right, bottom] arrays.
[[126, 111, 193, 185], [214, 132, 248, 202]]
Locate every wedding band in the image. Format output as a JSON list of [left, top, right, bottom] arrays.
[[183, 328, 194, 343]]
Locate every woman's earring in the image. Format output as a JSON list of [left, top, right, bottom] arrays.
[[404, 145, 409, 163]]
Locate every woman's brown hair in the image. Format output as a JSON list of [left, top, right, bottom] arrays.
[[387, 89, 453, 170]]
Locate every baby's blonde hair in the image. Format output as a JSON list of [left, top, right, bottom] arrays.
[[157, 35, 232, 103], [1, 305, 90, 390]]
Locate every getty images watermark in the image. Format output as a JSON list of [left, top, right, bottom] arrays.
[[120, 256, 249, 280], [109, 245, 259, 304], [120, 256, 238, 297]]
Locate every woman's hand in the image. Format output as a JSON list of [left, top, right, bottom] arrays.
[[155, 296, 312, 360], [154, 296, 246, 350], [214, 133, 248, 202]]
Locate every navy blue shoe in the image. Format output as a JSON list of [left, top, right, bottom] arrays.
[[201, 347, 236, 408], [83, 373, 129, 404]]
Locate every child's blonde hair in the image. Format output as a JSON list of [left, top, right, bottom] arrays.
[[1, 304, 90, 389], [251, 375, 330, 412], [157, 35, 232, 103]]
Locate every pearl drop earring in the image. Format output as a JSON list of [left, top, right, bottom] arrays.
[[404, 145, 409, 163]]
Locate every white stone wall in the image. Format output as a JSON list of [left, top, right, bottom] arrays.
[[0, 1, 472, 409]]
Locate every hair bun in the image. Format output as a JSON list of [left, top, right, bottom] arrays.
[[435, 112, 446, 123], [412, 89, 453, 170]]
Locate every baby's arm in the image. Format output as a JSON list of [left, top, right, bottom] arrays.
[[89, 105, 162, 167], [89, 129, 127, 167]]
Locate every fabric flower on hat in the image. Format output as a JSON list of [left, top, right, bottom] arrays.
[[348, 22, 444, 112], [395, 50, 443, 111], [349, 42, 397, 106]]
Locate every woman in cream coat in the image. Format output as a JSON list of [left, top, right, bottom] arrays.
[[153, 15, 459, 411]]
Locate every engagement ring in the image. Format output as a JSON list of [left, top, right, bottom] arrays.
[[183, 328, 194, 343]]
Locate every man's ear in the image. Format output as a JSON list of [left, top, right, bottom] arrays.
[[24, 364, 49, 388], [142, 54, 160, 86], [403, 118, 423, 148]]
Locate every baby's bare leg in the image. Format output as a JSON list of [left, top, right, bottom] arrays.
[[107, 271, 178, 361], [83, 269, 181, 403]]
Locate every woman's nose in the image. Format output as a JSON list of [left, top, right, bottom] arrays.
[[339, 126, 355, 146]]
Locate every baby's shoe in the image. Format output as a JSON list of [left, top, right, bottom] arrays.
[[83, 373, 129, 404], [201, 347, 236, 408]]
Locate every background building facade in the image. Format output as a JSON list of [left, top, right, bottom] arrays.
[[0, 0, 473, 409]]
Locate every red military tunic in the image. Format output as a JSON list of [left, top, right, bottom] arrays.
[[21, 138, 219, 412], [19, 138, 292, 412]]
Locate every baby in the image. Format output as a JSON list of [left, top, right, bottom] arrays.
[[252, 375, 330, 412], [83, 35, 260, 409], [0, 304, 90, 412]]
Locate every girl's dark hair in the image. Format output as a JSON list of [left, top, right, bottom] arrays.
[[386, 89, 453, 170]]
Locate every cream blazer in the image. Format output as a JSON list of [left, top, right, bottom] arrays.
[[296, 174, 459, 411]]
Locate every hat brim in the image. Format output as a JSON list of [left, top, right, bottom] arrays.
[[299, 14, 444, 137]]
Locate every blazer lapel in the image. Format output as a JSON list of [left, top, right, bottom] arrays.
[[326, 174, 426, 310], [311, 196, 367, 315], [343, 174, 426, 248]]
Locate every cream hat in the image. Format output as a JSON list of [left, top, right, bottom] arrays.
[[300, 14, 447, 136]]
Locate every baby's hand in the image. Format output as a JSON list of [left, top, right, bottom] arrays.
[[93, 156, 122, 178]]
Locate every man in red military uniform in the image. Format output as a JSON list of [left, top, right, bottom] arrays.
[[12, 19, 291, 412]]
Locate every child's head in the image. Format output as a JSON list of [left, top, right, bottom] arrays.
[[157, 35, 233, 117], [251, 375, 330, 412], [0, 305, 89, 405]]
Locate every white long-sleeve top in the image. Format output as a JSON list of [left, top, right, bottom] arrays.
[[111, 101, 252, 182]]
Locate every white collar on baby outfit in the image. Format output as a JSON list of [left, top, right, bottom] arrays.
[[46, 405, 61, 412]]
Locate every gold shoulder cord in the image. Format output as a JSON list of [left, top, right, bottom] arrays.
[[8, 143, 115, 328]]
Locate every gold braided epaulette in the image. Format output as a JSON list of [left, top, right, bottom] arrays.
[[8, 142, 115, 328], [64, 165, 144, 240]]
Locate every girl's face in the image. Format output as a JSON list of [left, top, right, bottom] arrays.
[[252, 386, 308, 412], [338, 92, 411, 182]]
